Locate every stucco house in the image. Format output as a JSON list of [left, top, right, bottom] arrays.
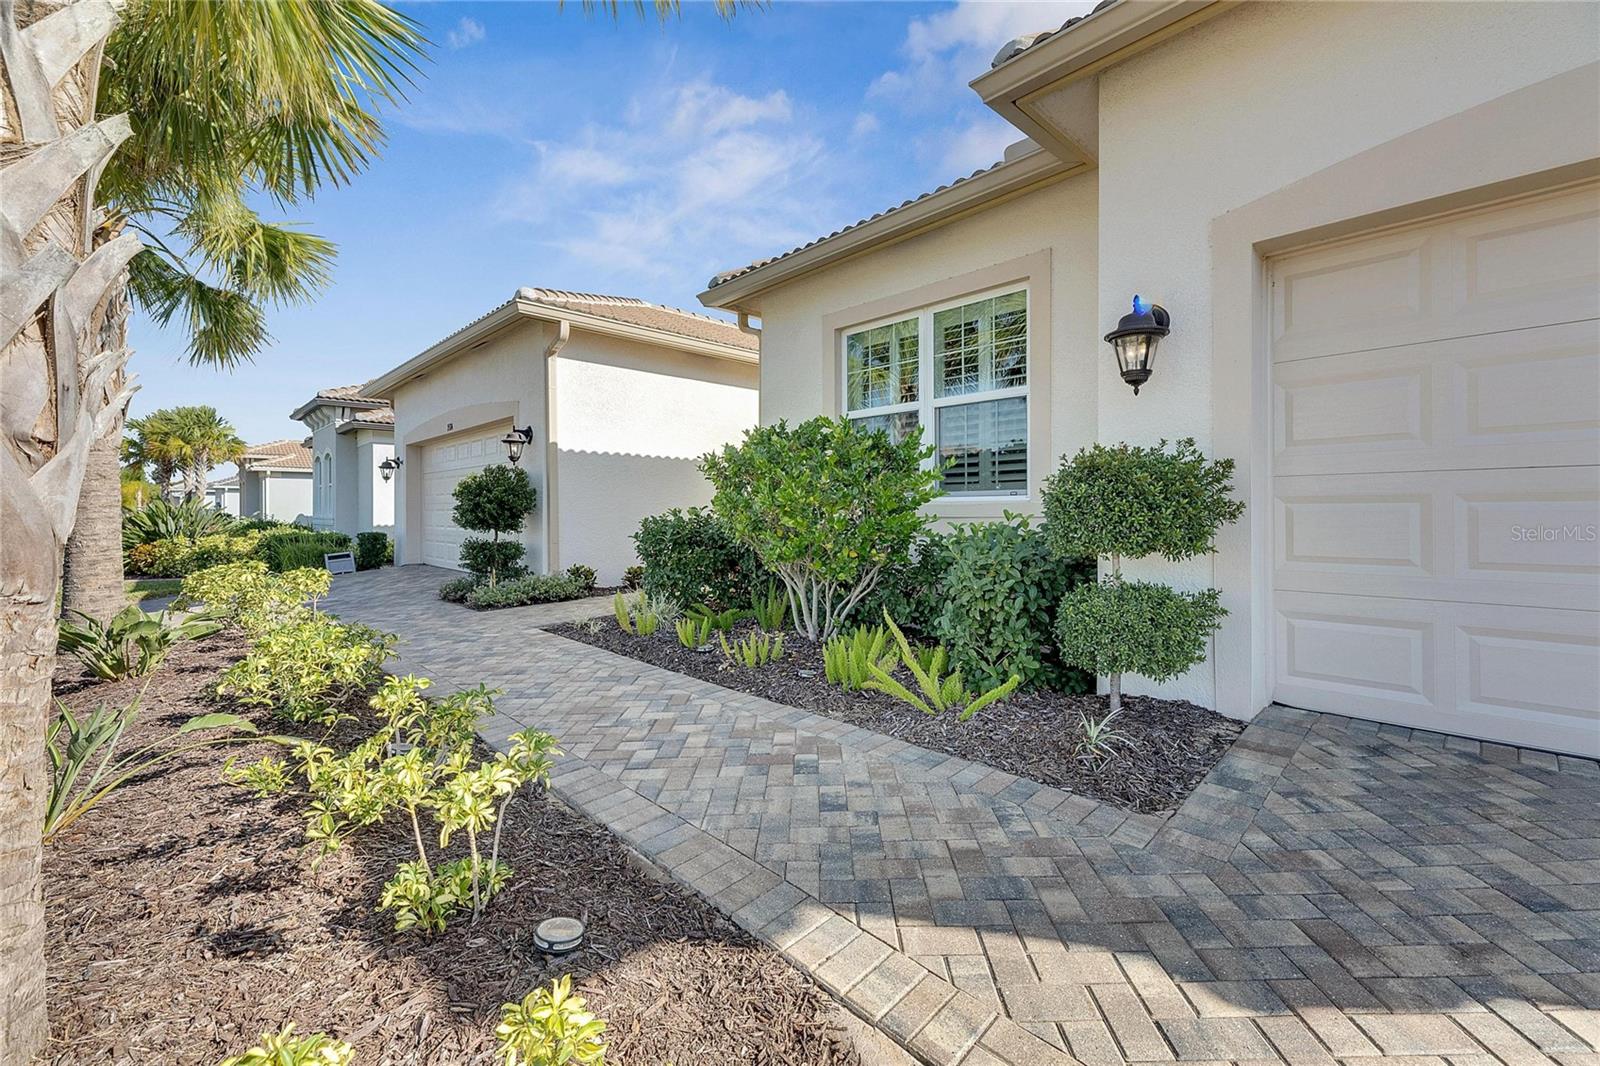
[[701, 1, 1600, 756], [205, 474, 240, 516], [235, 439, 314, 525], [291, 385, 396, 537], [363, 287, 759, 584]]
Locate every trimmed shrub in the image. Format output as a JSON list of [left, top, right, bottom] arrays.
[[854, 531, 952, 634], [934, 515, 1094, 692], [235, 517, 300, 533], [126, 534, 259, 577], [632, 507, 758, 610], [452, 464, 536, 587], [439, 576, 478, 603], [701, 417, 942, 641], [355, 532, 392, 571], [622, 565, 644, 590], [1054, 579, 1226, 691], [254, 531, 352, 573], [465, 572, 584, 610]]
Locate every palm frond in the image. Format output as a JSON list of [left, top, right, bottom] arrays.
[[128, 250, 271, 368]]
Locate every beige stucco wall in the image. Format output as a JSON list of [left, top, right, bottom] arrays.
[[388, 318, 549, 567], [754, 169, 1098, 523], [552, 332, 758, 584], [1079, 0, 1600, 710]]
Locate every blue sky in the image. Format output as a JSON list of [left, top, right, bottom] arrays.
[[127, 0, 1093, 448]]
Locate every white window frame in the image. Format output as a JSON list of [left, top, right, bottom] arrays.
[[839, 283, 1031, 500]]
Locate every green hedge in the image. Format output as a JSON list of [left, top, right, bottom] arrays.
[[464, 572, 585, 610], [633, 507, 760, 609], [355, 532, 392, 571], [254, 531, 352, 573]]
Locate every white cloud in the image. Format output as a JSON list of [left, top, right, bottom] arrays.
[[850, 112, 880, 139], [939, 117, 1022, 176], [446, 17, 485, 50], [493, 77, 832, 294]]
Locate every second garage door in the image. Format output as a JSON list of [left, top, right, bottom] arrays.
[[420, 424, 512, 570], [1267, 182, 1600, 756]]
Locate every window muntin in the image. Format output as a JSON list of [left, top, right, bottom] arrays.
[[842, 287, 1029, 498]]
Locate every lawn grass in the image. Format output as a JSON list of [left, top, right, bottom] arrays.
[[125, 577, 183, 605]]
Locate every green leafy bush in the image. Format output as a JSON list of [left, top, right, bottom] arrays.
[[255, 531, 352, 573], [1041, 439, 1244, 565], [632, 506, 758, 609], [461, 538, 526, 584], [496, 975, 608, 1066], [1041, 438, 1243, 712], [217, 613, 394, 724], [439, 576, 479, 603], [622, 564, 644, 589], [934, 515, 1094, 692], [355, 531, 392, 570], [121, 496, 235, 549], [864, 612, 1020, 722], [701, 417, 942, 641], [853, 531, 952, 634], [465, 573, 584, 610], [565, 563, 597, 592], [58, 605, 222, 680], [219, 1024, 353, 1066], [452, 464, 536, 587], [125, 533, 260, 577], [179, 561, 331, 632], [1054, 579, 1225, 695], [234, 517, 300, 533]]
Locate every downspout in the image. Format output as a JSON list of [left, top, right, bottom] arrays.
[[737, 311, 761, 338], [539, 319, 570, 574], [738, 312, 762, 423]]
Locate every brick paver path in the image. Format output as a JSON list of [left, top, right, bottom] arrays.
[[328, 567, 1600, 1066]]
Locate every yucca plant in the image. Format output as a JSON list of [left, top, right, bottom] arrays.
[[864, 611, 1021, 722], [121, 496, 236, 549], [822, 625, 897, 691], [1076, 709, 1137, 767], [58, 604, 223, 680], [720, 629, 784, 668], [675, 614, 713, 649]]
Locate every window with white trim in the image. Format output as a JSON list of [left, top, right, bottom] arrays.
[[841, 286, 1029, 497]]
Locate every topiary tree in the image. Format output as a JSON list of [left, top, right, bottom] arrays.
[[451, 465, 536, 588], [701, 417, 943, 641], [1041, 438, 1244, 714]]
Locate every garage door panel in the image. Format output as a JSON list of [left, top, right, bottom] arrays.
[[1275, 592, 1599, 756], [419, 424, 511, 570], [1270, 183, 1599, 754], [1274, 320, 1599, 476], [1275, 467, 1599, 610], [1272, 184, 1600, 365]]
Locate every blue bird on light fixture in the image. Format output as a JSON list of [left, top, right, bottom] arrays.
[[1132, 294, 1151, 316]]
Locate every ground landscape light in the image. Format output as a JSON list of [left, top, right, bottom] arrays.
[[1105, 294, 1171, 395]]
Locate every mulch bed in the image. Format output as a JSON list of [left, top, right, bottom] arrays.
[[548, 617, 1242, 815], [45, 639, 860, 1065]]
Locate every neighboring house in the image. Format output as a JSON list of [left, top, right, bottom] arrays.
[[236, 439, 314, 525], [206, 475, 240, 516], [291, 385, 396, 536], [363, 287, 759, 584], [701, 1, 1600, 756]]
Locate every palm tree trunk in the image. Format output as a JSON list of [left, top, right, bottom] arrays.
[[0, 2, 134, 1058], [61, 259, 132, 622]]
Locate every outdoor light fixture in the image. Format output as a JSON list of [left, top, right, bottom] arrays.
[[1105, 294, 1170, 395], [501, 425, 534, 465], [378, 456, 403, 483], [532, 916, 585, 955]]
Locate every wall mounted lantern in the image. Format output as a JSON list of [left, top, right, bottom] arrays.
[[378, 456, 403, 483], [1105, 294, 1170, 395], [501, 425, 535, 465]]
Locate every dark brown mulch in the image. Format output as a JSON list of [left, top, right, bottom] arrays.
[[548, 618, 1242, 815], [45, 640, 860, 1066]]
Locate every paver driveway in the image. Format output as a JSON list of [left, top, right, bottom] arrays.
[[327, 566, 1600, 1066]]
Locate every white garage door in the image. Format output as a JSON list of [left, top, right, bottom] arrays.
[[1268, 182, 1600, 756], [420, 424, 511, 570]]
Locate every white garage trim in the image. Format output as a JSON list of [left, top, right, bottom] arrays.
[[1263, 182, 1598, 755]]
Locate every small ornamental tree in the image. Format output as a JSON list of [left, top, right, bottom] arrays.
[[701, 417, 943, 641], [1041, 438, 1244, 714], [452, 465, 537, 588]]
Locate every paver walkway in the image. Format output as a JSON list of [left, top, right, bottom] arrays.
[[327, 566, 1600, 1066]]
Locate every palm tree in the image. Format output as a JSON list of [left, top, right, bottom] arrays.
[[60, 0, 426, 621], [1, 3, 139, 1056]]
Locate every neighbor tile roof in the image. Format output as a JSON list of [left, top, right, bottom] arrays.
[[989, 0, 1120, 68], [346, 407, 394, 426], [239, 438, 312, 472], [312, 384, 386, 404], [293, 383, 394, 424], [519, 288, 757, 352], [705, 158, 1013, 291]]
